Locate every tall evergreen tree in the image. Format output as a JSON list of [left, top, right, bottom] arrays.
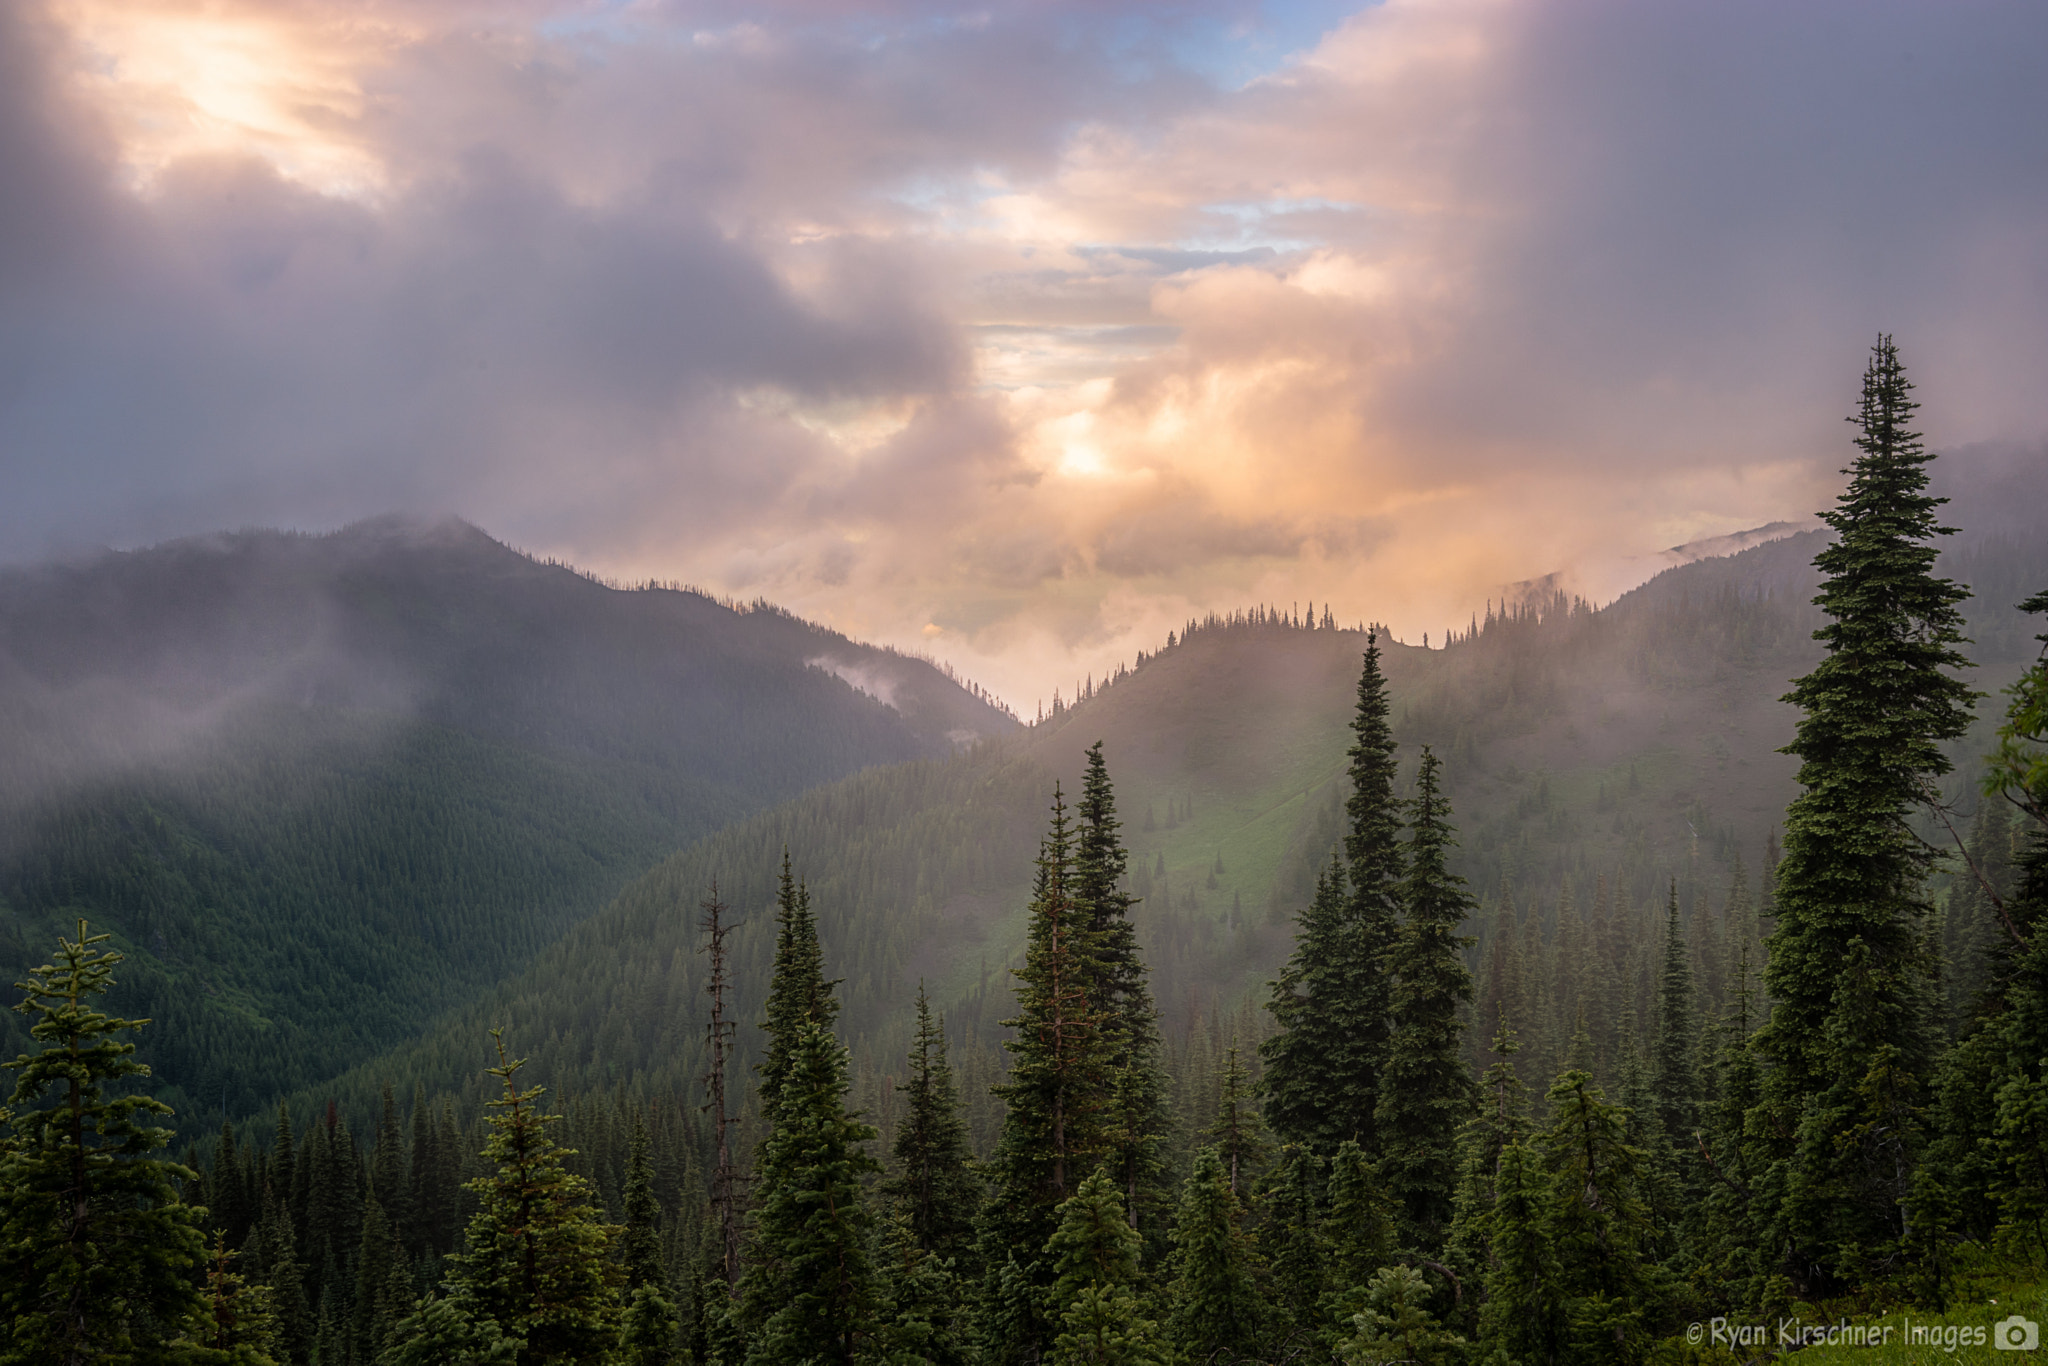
[[1043, 1167, 1164, 1366], [0, 920, 208, 1366], [980, 787, 1112, 1356], [1651, 882, 1699, 1153], [1538, 1072, 1665, 1366], [1261, 855, 1350, 1152], [450, 1031, 620, 1365], [880, 984, 979, 1261], [1204, 1038, 1270, 1202], [759, 851, 841, 1121], [1476, 1141, 1564, 1366], [1319, 1139, 1396, 1346], [620, 1115, 665, 1294], [1073, 743, 1173, 1254], [741, 1019, 880, 1366], [1752, 336, 1976, 1295], [1375, 747, 1477, 1252], [1263, 633, 1404, 1158], [1162, 1148, 1265, 1362], [1259, 1148, 1327, 1352]]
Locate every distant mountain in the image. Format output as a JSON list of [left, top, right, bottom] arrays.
[[289, 519, 2047, 1138], [0, 516, 1014, 1122]]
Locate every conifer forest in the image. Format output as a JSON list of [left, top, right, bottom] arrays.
[[4, 339, 2048, 1365]]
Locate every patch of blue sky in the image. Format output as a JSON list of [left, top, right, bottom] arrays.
[[1177, 195, 1363, 253], [1160, 0, 1377, 90]]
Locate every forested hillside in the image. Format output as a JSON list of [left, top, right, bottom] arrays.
[[0, 516, 1014, 1122], [284, 508, 2047, 1150]]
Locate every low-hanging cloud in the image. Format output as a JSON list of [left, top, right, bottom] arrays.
[[2, 0, 2045, 710]]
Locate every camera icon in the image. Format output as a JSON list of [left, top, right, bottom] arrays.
[[1993, 1314, 2039, 1351]]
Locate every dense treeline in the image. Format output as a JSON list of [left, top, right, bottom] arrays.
[[0, 519, 1016, 1142], [5, 342, 2046, 1363]]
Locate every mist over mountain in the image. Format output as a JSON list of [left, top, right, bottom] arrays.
[[274, 509, 2047, 1149], [0, 515, 1013, 1117]]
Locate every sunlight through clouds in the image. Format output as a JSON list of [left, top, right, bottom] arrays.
[[7, 0, 2047, 710]]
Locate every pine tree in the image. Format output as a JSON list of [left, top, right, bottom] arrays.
[[1044, 1167, 1164, 1366], [1752, 336, 1975, 1295], [0, 920, 208, 1366], [980, 787, 1112, 1355], [1163, 1147, 1265, 1362], [1476, 1141, 1564, 1366], [1074, 743, 1174, 1256], [1337, 1264, 1465, 1366], [450, 1031, 621, 1365], [880, 984, 979, 1261], [1260, 1147, 1327, 1351], [371, 1084, 410, 1246], [1263, 633, 1405, 1159], [1204, 1038, 1270, 1202], [352, 1195, 402, 1362], [1341, 634, 1406, 1148], [253, 1186, 313, 1365], [620, 1115, 665, 1293], [1537, 1071, 1665, 1366], [870, 1206, 970, 1366], [1443, 1012, 1529, 1322], [177, 1231, 281, 1364], [742, 1018, 880, 1366], [1319, 1139, 1396, 1346], [1978, 588, 2048, 1262], [760, 851, 841, 1121], [1261, 855, 1351, 1152], [1651, 882, 1699, 1156], [1375, 747, 1477, 1252]]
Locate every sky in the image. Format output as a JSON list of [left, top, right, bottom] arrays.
[[3, 0, 2045, 712]]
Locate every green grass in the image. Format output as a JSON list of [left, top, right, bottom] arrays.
[[1658, 1257, 2048, 1365]]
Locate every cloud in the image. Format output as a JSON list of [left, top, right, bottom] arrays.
[[2, 0, 2045, 711]]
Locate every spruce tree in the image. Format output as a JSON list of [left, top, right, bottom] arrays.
[[742, 1018, 880, 1366], [1162, 1147, 1265, 1362], [1263, 633, 1405, 1158], [620, 1115, 666, 1293], [1043, 1167, 1164, 1366], [1537, 1072, 1665, 1366], [880, 984, 979, 1261], [352, 1195, 402, 1362], [1261, 855, 1351, 1152], [1375, 747, 1477, 1252], [1753, 337, 1975, 1295], [1475, 1141, 1564, 1366], [1204, 1038, 1270, 1202], [980, 787, 1112, 1354], [1651, 882, 1700, 1181], [759, 850, 841, 1121], [450, 1031, 621, 1365], [253, 1187, 313, 1365], [1980, 588, 2048, 1261], [0, 920, 208, 1366], [1336, 1264, 1465, 1366], [870, 1205, 970, 1366], [1074, 743, 1173, 1255], [1442, 1012, 1529, 1324], [1260, 1148, 1328, 1351], [1319, 1139, 1396, 1346], [1341, 632, 1406, 1135], [176, 1231, 280, 1364]]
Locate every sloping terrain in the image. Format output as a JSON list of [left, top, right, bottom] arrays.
[[0, 516, 1013, 1122], [291, 520, 2048, 1135]]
